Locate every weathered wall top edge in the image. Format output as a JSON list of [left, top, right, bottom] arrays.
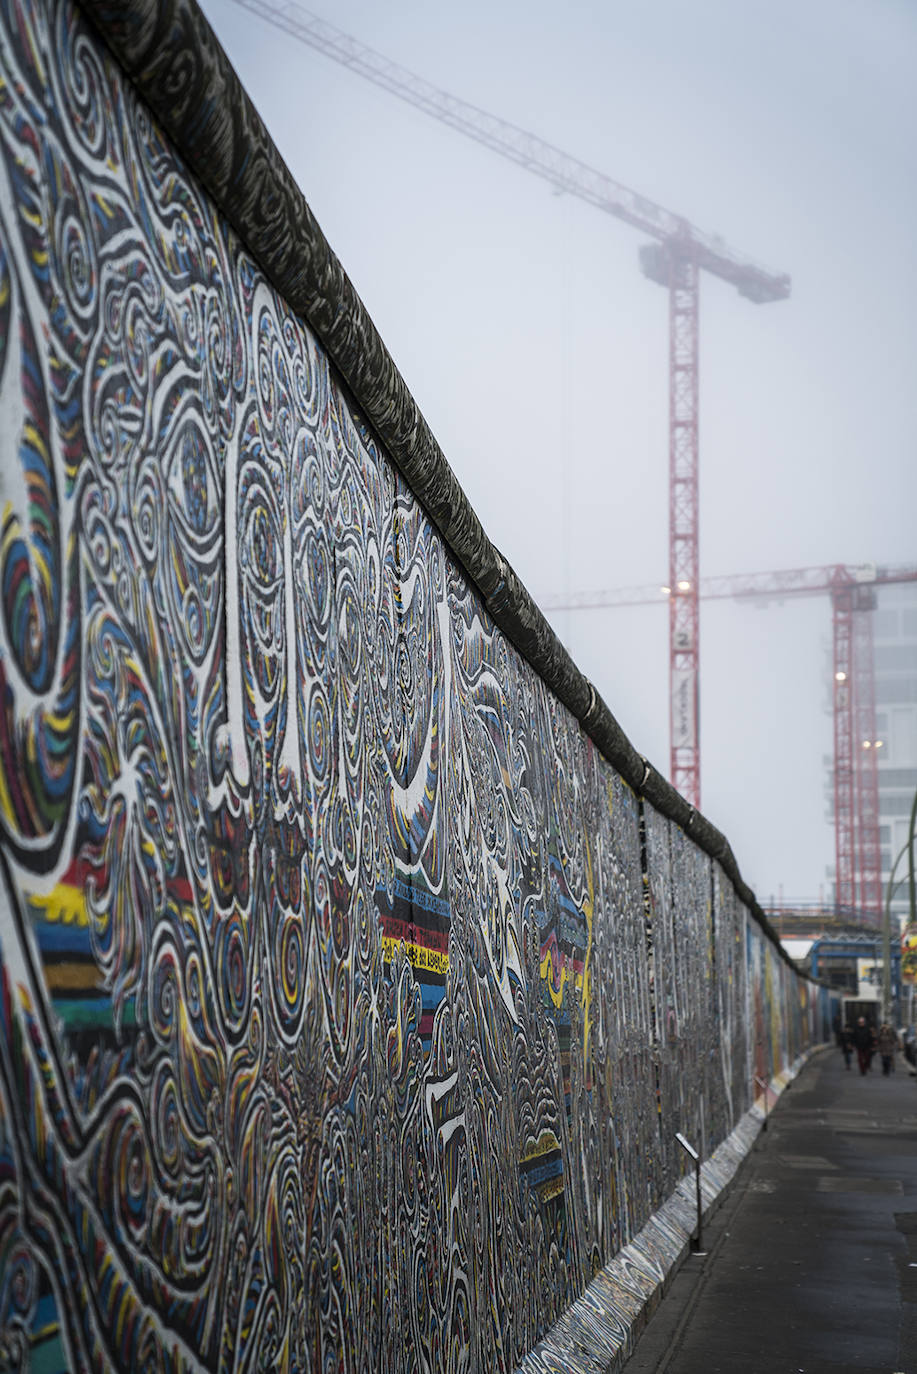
[[77, 0, 792, 970]]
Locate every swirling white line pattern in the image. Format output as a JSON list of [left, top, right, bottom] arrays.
[[0, 2, 830, 1370]]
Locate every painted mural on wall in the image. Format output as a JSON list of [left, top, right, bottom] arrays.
[[0, 1, 820, 1370]]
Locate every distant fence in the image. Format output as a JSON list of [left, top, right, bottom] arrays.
[[0, 1, 832, 1369]]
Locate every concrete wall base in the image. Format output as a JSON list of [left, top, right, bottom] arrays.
[[516, 1046, 827, 1373]]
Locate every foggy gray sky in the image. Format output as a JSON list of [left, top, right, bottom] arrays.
[[202, 0, 917, 903]]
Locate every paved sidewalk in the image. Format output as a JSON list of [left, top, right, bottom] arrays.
[[622, 1046, 917, 1374]]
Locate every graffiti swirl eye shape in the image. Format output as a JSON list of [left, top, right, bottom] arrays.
[[238, 473, 284, 700], [165, 421, 219, 540], [244, 504, 280, 598], [289, 427, 327, 525], [7, 1245, 36, 1317], [205, 289, 231, 389], [181, 428, 214, 536], [278, 313, 325, 424], [257, 329, 275, 430], [301, 527, 331, 624], [59, 16, 109, 161], [337, 581, 361, 678], [308, 686, 330, 781], [279, 916, 305, 1023], [256, 301, 292, 440], [217, 917, 249, 1029], [54, 196, 97, 320]]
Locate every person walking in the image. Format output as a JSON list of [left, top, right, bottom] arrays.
[[877, 1022, 899, 1076], [840, 1024, 853, 1070], [852, 1016, 874, 1076]]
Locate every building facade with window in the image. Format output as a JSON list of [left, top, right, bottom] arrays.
[[875, 582, 917, 930]]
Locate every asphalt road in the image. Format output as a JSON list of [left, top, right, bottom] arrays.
[[621, 1045, 917, 1374]]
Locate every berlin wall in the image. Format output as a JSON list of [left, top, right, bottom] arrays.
[[0, 1, 833, 1369]]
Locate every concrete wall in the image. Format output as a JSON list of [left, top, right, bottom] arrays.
[[0, 1, 828, 1369]]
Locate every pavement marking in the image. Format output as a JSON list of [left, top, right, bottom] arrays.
[[816, 1175, 904, 1194], [777, 1153, 837, 1169]]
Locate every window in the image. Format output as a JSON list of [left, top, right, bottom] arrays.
[[876, 681, 917, 704], [890, 709, 917, 765], [878, 768, 917, 788], [874, 610, 899, 637], [875, 645, 917, 671]]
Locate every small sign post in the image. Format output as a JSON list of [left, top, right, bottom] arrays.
[[675, 1132, 704, 1253]]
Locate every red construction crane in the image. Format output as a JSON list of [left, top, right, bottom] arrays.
[[543, 562, 917, 922], [229, 0, 792, 810]]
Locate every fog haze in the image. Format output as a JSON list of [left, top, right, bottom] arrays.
[[201, 0, 917, 903]]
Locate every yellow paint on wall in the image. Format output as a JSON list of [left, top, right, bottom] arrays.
[[577, 836, 595, 1074], [44, 963, 101, 993], [28, 886, 89, 927], [380, 937, 449, 976], [520, 1128, 561, 1163]]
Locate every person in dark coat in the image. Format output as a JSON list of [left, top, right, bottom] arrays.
[[840, 1024, 853, 1070], [852, 1016, 875, 1075], [877, 1022, 899, 1075]]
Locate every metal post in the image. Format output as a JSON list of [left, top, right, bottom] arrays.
[[884, 806, 917, 1027], [675, 1132, 704, 1252], [908, 783, 917, 932], [883, 884, 892, 1026]]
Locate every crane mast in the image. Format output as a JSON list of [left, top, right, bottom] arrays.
[[229, 0, 791, 808], [852, 598, 881, 916]]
